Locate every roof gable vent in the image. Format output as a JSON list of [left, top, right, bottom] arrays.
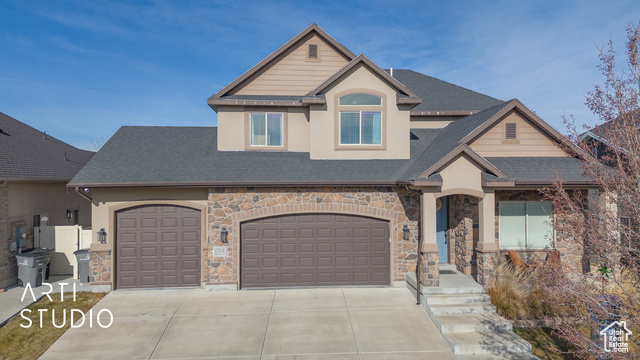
[[505, 123, 517, 139]]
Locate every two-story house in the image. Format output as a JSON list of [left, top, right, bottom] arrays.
[[69, 24, 592, 292]]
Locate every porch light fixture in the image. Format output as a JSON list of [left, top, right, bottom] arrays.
[[220, 227, 228, 243], [402, 225, 410, 240], [97, 228, 107, 244]]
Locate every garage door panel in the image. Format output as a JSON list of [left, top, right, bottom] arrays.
[[262, 258, 278, 268], [241, 213, 389, 288], [281, 243, 296, 252], [299, 243, 315, 253], [181, 231, 199, 242], [182, 245, 198, 256], [160, 218, 178, 228], [116, 205, 201, 289], [119, 233, 137, 243], [119, 218, 137, 229]]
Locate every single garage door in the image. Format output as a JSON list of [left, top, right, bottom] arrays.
[[241, 213, 389, 288], [116, 205, 201, 289]]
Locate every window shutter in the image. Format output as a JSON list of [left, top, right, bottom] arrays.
[[505, 123, 517, 139]]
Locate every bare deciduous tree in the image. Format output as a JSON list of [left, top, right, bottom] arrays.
[[540, 21, 640, 359]]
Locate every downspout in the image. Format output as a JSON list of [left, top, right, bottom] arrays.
[[75, 187, 92, 202]]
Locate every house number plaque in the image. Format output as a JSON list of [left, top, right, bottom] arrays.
[[213, 247, 227, 257]]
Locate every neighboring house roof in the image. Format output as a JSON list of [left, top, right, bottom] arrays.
[[0, 112, 94, 181], [388, 69, 504, 114], [68, 127, 440, 187]]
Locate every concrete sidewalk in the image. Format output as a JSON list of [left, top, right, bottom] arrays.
[[0, 276, 93, 326], [40, 287, 457, 359]]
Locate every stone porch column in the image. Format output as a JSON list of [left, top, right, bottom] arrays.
[[420, 191, 439, 286], [477, 190, 498, 285]]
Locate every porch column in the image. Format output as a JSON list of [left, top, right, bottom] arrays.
[[476, 190, 498, 285], [420, 191, 439, 286]]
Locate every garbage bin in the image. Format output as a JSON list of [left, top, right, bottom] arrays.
[[30, 248, 54, 280], [74, 249, 91, 283], [16, 250, 52, 288]]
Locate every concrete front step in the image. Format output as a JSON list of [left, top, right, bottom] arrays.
[[456, 353, 539, 360], [431, 313, 513, 334], [426, 293, 492, 305], [428, 303, 497, 315], [444, 331, 533, 355], [423, 286, 487, 295]]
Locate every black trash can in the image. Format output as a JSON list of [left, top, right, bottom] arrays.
[[74, 249, 91, 283], [16, 250, 52, 288]]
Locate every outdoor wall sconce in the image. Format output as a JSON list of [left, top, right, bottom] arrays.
[[97, 228, 107, 244], [402, 225, 410, 240], [220, 227, 228, 243], [66, 210, 72, 218]]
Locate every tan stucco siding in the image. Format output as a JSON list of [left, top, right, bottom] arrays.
[[469, 112, 568, 157], [216, 106, 310, 152], [437, 155, 486, 198], [89, 187, 208, 248], [309, 65, 411, 159], [233, 34, 349, 96], [7, 181, 91, 231]]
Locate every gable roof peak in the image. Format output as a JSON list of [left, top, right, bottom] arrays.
[[210, 23, 356, 100], [306, 53, 420, 100]]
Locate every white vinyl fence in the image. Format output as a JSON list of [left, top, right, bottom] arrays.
[[34, 225, 92, 279]]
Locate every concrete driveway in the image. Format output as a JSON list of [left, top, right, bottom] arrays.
[[40, 287, 456, 360]]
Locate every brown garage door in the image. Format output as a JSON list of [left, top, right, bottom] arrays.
[[241, 213, 389, 288], [116, 205, 201, 289]]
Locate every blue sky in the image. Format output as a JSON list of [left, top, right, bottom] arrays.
[[0, 1, 635, 150]]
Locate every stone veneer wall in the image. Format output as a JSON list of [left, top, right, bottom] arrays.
[[495, 190, 583, 273], [89, 250, 112, 286], [420, 252, 439, 286], [206, 186, 421, 286], [0, 184, 11, 288], [449, 195, 479, 275]]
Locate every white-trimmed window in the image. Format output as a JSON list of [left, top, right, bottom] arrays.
[[499, 201, 555, 249], [250, 113, 283, 147], [339, 111, 382, 145]]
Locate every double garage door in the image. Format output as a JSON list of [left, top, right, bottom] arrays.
[[241, 214, 390, 288], [116, 207, 389, 289]]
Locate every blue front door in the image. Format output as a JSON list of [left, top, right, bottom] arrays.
[[436, 197, 448, 263]]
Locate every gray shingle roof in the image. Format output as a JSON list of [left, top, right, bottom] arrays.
[[388, 70, 504, 112], [486, 157, 590, 183], [69, 127, 441, 186], [0, 112, 94, 180], [401, 101, 513, 179]]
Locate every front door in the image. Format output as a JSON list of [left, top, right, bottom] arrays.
[[436, 197, 448, 263]]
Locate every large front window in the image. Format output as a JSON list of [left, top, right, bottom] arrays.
[[499, 201, 554, 249], [250, 113, 283, 147], [339, 111, 382, 145]]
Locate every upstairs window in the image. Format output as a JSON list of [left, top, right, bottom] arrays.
[[250, 113, 283, 147], [339, 93, 382, 106], [499, 201, 555, 249], [340, 111, 382, 145]]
